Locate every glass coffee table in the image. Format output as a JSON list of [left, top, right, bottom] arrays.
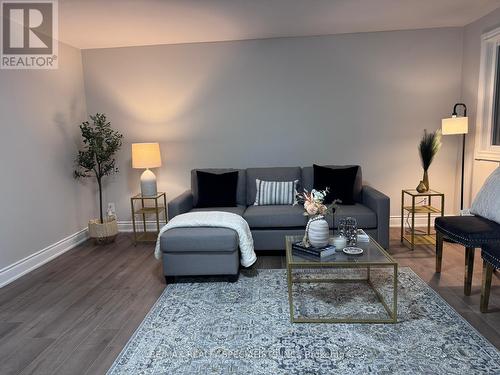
[[285, 235, 398, 324]]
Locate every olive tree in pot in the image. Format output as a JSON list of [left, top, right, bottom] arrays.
[[74, 113, 123, 243]]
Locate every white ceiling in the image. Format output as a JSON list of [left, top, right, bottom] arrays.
[[59, 0, 500, 49]]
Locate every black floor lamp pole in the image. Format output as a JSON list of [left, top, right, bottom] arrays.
[[452, 102, 467, 212], [460, 133, 465, 211]]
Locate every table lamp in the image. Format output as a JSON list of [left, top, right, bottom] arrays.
[[442, 103, 468, 211], [132, 142, 162, 196]]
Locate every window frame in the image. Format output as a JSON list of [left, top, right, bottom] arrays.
[[475, 27, 500, 161]]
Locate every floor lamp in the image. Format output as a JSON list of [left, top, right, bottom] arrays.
[[442, 103, 468, 212]]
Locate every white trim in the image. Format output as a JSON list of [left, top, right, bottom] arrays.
[[118, 220, 161, 232], [0, 228, 88, 288], [389, 215, 445, 228], [475, 27, 500, 162], [120, 218, 438, 231]]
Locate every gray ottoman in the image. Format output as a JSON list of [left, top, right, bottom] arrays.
[[160, 227, 240, 283]]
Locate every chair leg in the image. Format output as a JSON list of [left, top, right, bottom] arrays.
[[464, 247, 475, 296], [481, 260, 493, 313], [435, 231, 443, 273]]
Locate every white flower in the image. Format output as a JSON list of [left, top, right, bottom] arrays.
[[311, 189, 326, 202]]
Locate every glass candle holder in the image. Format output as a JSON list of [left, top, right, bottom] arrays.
[[344, 217, 358, 246], [332, 234, 347, 250]]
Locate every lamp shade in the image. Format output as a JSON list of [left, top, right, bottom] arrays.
[[132, 143, 162, 169], [441, 116, 468, 135]]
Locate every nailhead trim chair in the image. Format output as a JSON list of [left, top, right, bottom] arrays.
[[480, 244, 499, 312], [435, 215, 500, 296]]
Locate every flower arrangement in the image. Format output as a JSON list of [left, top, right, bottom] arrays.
[[296, 188, 340, 247], [296, 188, 339, 217]]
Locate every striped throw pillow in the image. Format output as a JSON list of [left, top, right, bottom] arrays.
[[254, 179, 298, 206]]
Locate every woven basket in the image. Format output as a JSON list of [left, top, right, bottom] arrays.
[[88, 218, 118, 243]]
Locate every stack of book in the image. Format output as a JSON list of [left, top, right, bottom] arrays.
[[357, 229, 370, 242], [292, 242, 336, 258]]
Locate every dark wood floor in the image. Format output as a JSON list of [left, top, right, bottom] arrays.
[[0, 229, 499, 374]]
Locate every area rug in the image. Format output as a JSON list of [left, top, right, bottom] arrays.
[[107, 268, 500, 374]]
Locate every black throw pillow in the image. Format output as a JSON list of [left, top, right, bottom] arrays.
[[313, 165, 359, 205], [196, 171, 239, 207]]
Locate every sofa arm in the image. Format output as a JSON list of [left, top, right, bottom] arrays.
[[167, 190, 194, 220], [361, 186, 390, 249]]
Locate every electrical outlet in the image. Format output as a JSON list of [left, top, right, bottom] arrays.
[[107, 202, 116, 215]]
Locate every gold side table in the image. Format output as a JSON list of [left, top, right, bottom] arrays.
[[130, 192, 167, 245], [401, 189, 444, 250]]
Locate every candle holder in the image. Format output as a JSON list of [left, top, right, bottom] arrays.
[[339, 217, 358, 246]]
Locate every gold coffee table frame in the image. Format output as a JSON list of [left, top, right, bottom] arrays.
[[285, 235, 398, 324]]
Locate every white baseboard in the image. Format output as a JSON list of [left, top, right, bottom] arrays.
[[119, 216, 441, 231], [390, 214, 446, 228], [0, 228, 88, 288], [0, 213, 443, 288], [118, 220, 160, 232]]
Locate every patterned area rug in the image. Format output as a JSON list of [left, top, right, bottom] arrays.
[[107, 268, 500, 374]]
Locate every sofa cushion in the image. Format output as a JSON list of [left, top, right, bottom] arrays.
[[302, 165, 363, 203], [190, 206, 246, 216], [160, 227, 238, 253], [191, 169, 246, 206], [254, 179, 298, 206], [195, 171, 238, 207], [328, 203, 377, 229], [246, 167, 301, 205], [243, 205, 307, 228], [313, 164, 359, 205]]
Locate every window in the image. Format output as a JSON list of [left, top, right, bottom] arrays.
[[493, 46, 500, 146], [475, 28, 500, 161]]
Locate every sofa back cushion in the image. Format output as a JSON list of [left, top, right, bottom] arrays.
[[301, 165, 363, 203], [195, 170, 239, 208], [191, 169, 246, 206], [246, 167, 302, 205], [254, 179, 299, 206]]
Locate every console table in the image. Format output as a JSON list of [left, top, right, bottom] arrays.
[[400, 189, 444, 250]]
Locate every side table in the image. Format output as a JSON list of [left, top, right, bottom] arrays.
[[130, 192, 167, 245], [401, 189, 444, 250]]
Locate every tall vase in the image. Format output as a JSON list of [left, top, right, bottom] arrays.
[[423, 170, 429, 191], [306, 215, 330, 248], [416, 170, 430, 193]]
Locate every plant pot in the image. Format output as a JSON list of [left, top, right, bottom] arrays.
[[306, 216, 330, 248], [88, 218, 118, 244]]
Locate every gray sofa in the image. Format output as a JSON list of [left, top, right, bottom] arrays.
[[167, 166, 390, 250]]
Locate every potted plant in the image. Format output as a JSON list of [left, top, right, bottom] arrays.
[[296, 188, 339, 248], [74, 113, 123, 243], [416, 129, 442, 193]]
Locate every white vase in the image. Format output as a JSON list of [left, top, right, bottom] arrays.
[[307, 216, 330, 248]]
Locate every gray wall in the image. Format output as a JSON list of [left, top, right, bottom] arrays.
[[0, 42, 93, 269], [461, 8, 500, 204], [82, 28, 464, 220]]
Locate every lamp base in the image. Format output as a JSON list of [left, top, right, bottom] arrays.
[[140, 169, 157, 196]]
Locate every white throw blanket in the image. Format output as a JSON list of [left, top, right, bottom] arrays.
[[155, 211, 257, 267]]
